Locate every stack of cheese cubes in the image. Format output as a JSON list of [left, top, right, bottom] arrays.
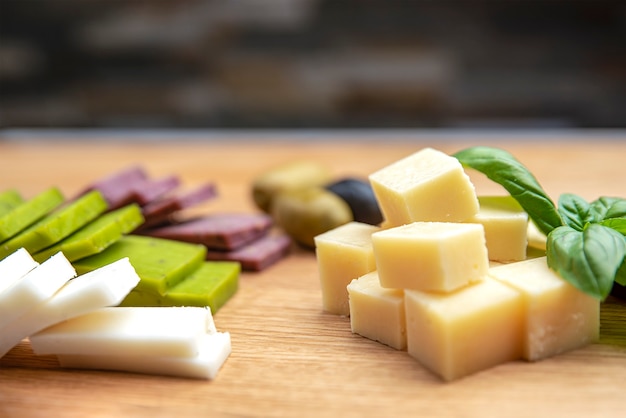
[[0, 248, 231, 380], [314, 148, 599, 382]]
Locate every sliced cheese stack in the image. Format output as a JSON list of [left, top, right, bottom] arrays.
[[29, 306, 231, 380], [0, 248, 232, 380], [0, 247, 39, 295], [0, 257, 140, 358], [318, 146, 599, 382], [0, 251, 76, 331]]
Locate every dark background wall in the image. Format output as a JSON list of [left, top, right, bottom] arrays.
[[1, 0, 624, 129]]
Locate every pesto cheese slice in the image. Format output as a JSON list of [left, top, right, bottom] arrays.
[[0, 190, 107, 258], [33, 204, 144, 263], [73, 235, 206, 295], [0, 187, 64, 246]]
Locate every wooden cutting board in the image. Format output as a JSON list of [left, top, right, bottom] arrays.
[[1, 135, 625, 418]]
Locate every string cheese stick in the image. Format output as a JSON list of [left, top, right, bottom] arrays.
[[30, 306, 217, 358], [0, 248, 39, 295], [0, 252, 75, 330], [0, 257, 140, 358], [57, 331, 232, 380]]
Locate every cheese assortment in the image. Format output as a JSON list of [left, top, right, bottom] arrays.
[[318, 147, 600, 381]]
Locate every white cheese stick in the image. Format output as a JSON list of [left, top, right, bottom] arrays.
[[57, 331, 231, 380], [0, 247, 39, 294], [30, 306, 217, 358], [0, 257, 140, 358], [0, 252, 75, 330]]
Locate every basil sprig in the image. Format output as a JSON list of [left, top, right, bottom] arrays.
[[454, 146, 626, 300]]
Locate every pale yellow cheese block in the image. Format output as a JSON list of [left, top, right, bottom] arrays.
[[527, 220, 547, 251], [372, 222, 489, 292], [404, 278, 524, 381], [368, 147, 479, 226], [469, 196, 528, 262], [314, 222, 380, 316], [347, 271, 406, 350], [488, 257, 599, 361]]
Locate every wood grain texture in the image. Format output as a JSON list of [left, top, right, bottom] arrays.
[[1, 136, 625, 418]]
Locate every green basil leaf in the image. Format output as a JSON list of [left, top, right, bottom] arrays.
[[453, 146, 562, 236], [588, 197, 626, 222], [616, 258, 626, 287], [558, 193, 590, 231], [547, 224, 626, 300], [600, 217, 626, 235], [605, 200, 626, 220]]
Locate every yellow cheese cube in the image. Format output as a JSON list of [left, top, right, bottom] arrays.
[[347, 271, 406, 350], [469, 196, 528, 262], [314, 222, 380, 316], [527, 220, 547, 251], [368, 147, 479, 226], [372, 222, 489, 292], [489, 257, 599, 361], [405, 278, 524, 381]]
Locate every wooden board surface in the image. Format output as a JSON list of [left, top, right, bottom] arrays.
[[1, 136, 625, 418]]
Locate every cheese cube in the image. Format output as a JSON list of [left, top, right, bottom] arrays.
[[405, 278, 523, 381], [314, 222, 379, 316], [527, 220, 547, 251], [347, 271, 406, 350], [368, 148, 479, 226], [372, 222, 489, 292], [469, 196, 528, 262], [489, 257, 599, 361]]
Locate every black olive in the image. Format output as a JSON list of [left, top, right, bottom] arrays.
[[611, 281, 626, 300], [325, 178, 383, 226]]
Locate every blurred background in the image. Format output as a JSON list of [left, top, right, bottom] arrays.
[[1, 0, 625, 130]]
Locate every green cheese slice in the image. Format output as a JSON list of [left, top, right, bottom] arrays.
[[0, 187, 65, 250], [33, 204, 144, 263], [0, 190, 107, 258], [119, 261, 240, 314], [73, 234, 206, 295], [0, 189, 24, 217]]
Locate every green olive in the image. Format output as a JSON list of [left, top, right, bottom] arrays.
[[271, 187, 353, 248], [251, 161, 333, 213]]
